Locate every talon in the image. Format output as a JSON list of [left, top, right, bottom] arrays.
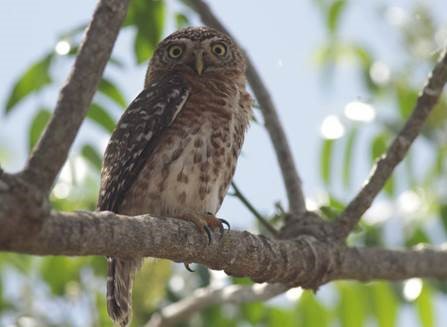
[[184, 262, 195, 272], [203, 225, 212, 245], [218, 223, 224, 239], [219, 218, 230, 231]]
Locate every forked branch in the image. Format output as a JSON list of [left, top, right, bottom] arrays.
[[334, 48, 447, 240]]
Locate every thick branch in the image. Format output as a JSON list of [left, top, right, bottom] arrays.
[[187, 0, 306, 215], [2, 210, 447, 286], [146, 283, 287, 327], [20, 0, 130, 194], [334, 48, 447, 240], [147, 242, 447, 326]]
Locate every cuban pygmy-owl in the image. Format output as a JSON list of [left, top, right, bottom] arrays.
[[97, 26, 251, 326]]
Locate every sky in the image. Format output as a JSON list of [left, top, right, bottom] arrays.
[[1, 0, 447, 326]]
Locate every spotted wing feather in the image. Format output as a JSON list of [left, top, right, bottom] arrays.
[[97, 74, 190, 212]]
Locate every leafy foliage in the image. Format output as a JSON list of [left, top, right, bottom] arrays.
[[5, 54, 53, 113], [28, 107, 51, 151]]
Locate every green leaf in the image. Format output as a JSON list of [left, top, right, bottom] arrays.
[[231, 277, 254, 285], [319, 205, 338, 219], [268, 307, 297, 327], [175, 13, 190, 28], [0, 253, 33, 273], [28, 107, 51, 152], [320, 196, 345, 220], [242, 302, 266, 325], [351, 45, 373, 69], [405, 227, 431, 247], [127, 0, 166, 64], [369, 132, 395, 196], [383, 176, 395, 197], [336, 282, 368, 327], [5, 54, 53, 113], [0, 278, 4, 311], [96, 292, 114, 327], [297, 291, 331, 327], [370, 132, 388, 162], [87, 103, 116, 133], [88, 256, 107, 276], [327, 0, 347, 34], [369, 282, 398, 327], [201, 305, 237, 327], [132, 260, 172, 326], [416, 283, 435, 327], [424, 146, 447, 185], [81, 144, 102, 171], [98, 78, 127, 109], [440, 204, 447, 237], [40, 257, 84, 295], [329, 196, 346, 211], [396, 83, 418, 119], [320, 139, 334, 185], [134, 31, 155, 64], [362, 224, 383, 246], [342, 127, 357, 188]]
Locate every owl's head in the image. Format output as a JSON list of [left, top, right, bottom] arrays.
[[146, 26, 246, 81]]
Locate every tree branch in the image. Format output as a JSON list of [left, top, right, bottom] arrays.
[[147, 241, 447, 327], [186, 0, 306, 215], [20, 0, 130, 194], [2, 210, 447, 286], [334, 48, 447, 240], [146, 283, 287, 327]]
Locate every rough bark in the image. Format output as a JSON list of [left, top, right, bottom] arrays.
[[1, 210, 447, 286], [21, 0, 130, 194]]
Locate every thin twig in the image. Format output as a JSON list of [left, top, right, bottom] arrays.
[[334, 48, 447, 240], [186, 0, 306, 216], [145, 283, 287, 327], [20, 0, 130, 194], [230, 182, 279, 237]]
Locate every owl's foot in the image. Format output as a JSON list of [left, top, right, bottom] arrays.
[[184, 262, 195, 272], [174, 211, 230, 273], [173, 211, 230, 245]]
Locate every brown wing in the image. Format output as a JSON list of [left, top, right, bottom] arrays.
[[97, 74, 190, 212]]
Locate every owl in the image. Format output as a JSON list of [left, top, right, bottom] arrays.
[[97, 26, 251, 326]]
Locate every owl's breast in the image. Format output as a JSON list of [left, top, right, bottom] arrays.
[[120, 109, 238, 217]]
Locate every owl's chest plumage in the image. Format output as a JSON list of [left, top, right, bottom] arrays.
[[119, 77, 249, 217]]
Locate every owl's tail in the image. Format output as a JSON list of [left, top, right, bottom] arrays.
[[106, 257, 142, 327]]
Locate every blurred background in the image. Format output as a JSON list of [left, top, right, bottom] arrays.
[[1, 0, 447, 326]]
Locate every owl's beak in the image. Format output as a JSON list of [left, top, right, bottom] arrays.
[[194, 51, 204, 75]]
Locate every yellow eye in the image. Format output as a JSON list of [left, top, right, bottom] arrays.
[[212, 43, 227, 56], [168, 45, 183, 58]]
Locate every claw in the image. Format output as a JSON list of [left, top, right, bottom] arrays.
[[203, 225, 212, 245], [219, 218, 231, 231], [184, 262, 195, 272], [218, 223, 225, 239]]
